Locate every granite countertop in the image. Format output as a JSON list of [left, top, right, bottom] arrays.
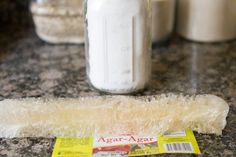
[[0, 1, 236, 157]]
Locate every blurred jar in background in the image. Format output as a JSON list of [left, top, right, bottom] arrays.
[[177, 0, 236, 42], [30, 0, 84, 44], [152, 0, 175, 43]]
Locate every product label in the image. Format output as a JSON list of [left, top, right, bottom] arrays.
[[157, 129, 201, 154], [52, 129, 200, 157], [93, 135, 158, 157], [52, 137, 93, 157]]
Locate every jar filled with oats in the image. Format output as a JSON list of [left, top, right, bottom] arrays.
[[30, 0, 84, 44]]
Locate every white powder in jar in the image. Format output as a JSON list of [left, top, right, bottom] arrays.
[[85, 0, 151, 93]]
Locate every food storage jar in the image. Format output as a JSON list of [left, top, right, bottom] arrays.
[[84, 0, 152, 94], [30, 0, 84, 44], [152, 0, 176, 43], [177, 0, 236, 42]]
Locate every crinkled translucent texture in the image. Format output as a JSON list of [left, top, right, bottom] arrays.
[[0, 94, 229, 138]]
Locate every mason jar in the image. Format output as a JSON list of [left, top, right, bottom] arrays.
[[152, 0, 176, 43], [84, 0, 152, 94], [177, 0, 236, 42], [30, 0, 84, 44]]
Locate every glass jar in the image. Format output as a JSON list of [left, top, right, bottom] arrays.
[[30, 0, 84, 44], [84, 0, 152, 94], [152, 0, 175, 43], [177, 0, 236, 42]]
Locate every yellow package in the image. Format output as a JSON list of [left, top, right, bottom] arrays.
[[158, 129, 201, 154], [52, 137, 93, 157]]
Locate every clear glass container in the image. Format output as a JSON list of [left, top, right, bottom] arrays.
[[30, 0, 84, 44], [84, 0, 152, 94], [152, 0, 176, 43], [177, 0, 236, 42]]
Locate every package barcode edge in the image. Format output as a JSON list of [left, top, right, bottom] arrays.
[[164, 142, 194, 153]]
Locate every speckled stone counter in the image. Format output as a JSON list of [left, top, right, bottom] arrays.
[[0, 1, 236, 157]]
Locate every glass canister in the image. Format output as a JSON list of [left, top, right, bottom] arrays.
[[177, 0, 236, 42], [30, 0, 84, 44], [84, 0, 152, 94], [152, 0, 176, 43]]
